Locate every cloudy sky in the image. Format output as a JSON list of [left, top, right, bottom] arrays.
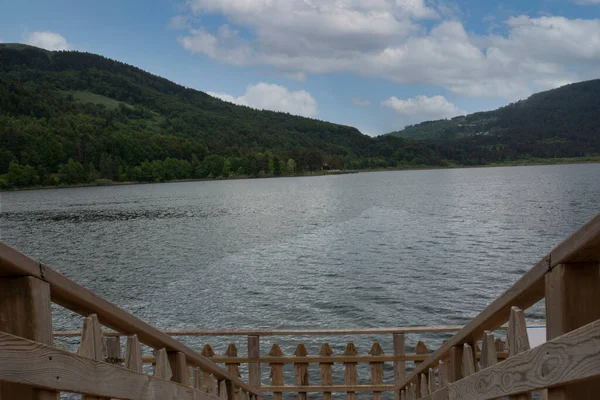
[[2, 0, 600, 136]]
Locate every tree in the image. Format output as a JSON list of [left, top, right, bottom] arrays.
[[58, 159, 85, 184], [286, 159, 296, 175], [6, 162, 39, 187]]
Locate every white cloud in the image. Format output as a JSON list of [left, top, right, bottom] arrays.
[[208, 83, 317, 118], [168, 15, 191, 30], [352, 97, 371, 106], [176, 1, 600, 100], [382, 95, 463, 119], [24, 31, 69, 51]]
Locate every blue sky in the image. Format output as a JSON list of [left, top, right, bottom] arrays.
[[2, 0, 600, 136]]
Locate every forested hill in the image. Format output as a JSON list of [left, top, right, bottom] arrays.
[[1, 43, 600, 188], [388, 80, 600, 144]]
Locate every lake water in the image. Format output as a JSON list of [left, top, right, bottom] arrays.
[[2, 164, 599, 389]]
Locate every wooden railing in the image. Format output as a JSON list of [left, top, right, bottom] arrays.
[[394, 211, 600, 400], [2, 211, 600, 400], [53, 326, 511, 397], [0, 242, 260, 400]]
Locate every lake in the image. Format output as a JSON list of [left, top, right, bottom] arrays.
[[2, 164, 600, 387]]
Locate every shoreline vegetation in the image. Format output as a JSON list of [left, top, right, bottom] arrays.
[[4, 156, 599, 192]]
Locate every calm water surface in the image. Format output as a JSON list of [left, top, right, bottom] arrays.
[[2, 164, 599, 388]]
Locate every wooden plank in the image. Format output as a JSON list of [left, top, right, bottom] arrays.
[[205, 354, 432, 363], [105, 336, 120, 364], [447, 318, 600, 399], [507, 307, 533, 400], [124, 335, 143, 372], [268, 344, 284, 400], [480, 331, 497, 369], [78, 314, 108, 400], [448, 346, 463, 383], [169, 351, 190, 385], [0, 245, 260, 395], [420, 374, 429, 397], [393, 333, 406, 400], [545, 262, 600, 400], [219, 381, 227, 400], [202, 344, 219, 396], [461, 344, 475, 377], [419, 387, 450, 400], [343, 342, 358, 400], [428, 368, 435, 394], [294, 344, 309, 400], [0, 276, 57, 400], [369, 342, 385, 400], [549, 213, 600, 265], [319, 343, 334, 400], [224, 344, 241, 400], [194, 367, 204, 391], [438, 360, 447, 388], [247, 336, 261, 388], [258, 385, 396, 393], [154, 348, 173, 380], [414, 341, 429, 369], [0, 330, 220, 400]]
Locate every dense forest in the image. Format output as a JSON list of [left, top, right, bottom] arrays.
[[1, 43, 599, 189]]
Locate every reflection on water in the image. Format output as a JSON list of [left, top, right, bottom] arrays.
[[1, 164, 600, 391]]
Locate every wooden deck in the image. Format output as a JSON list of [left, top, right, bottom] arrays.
[[1, 211, 600, 399]]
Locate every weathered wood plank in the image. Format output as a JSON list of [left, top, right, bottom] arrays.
[[257, 385, 394, 393], [394, 333, 406, 400], [447, 318, 600, 399], [154, 348, 173, 380], [124, 335, 143, 372], [0, 330, 220, 400], [428, 368, 435, 394], [0, 276, 57, 400], [438, 360, 447, 388], [169, 351, 190, 385], [508, 307, 532, 400], [319, 343, 334, 400], [343, 342, 358, 400], [545, 262, 600, 399], [369, 342, 384, 400], [78, 314, 108, 400], [247, 336, 261, 388], [420, 374, 429, 397], [194, 367, 204, 391], [480, 331, 497, 369], [224, 344, 241, 400], [461, 344, 475, 377], [448, 346, 463, 383], [295, 344, 309, 400], [202, 344, 219, 396], [105, 336, 120, 364], [268, 344, 284, 400]]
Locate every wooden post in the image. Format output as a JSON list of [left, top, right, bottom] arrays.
[[225, 344, 242, 400], [202, 344, 218, 396], [193, 367, 204, 391], [343, 342, 358, 400], [248, 336, 261, 391], [545, 262, 600, 400], [461, 343, 475, 377], [448, 345, 463, 383], [219, 380, 228, 400], [420, 374, 428, 397], [105, 336, 120, 364], [0, 276, 57, 400], [294, 344, 309, 400], [507, 307, 532, 400], [268, 344, 284, 400], [393, 333, 406, 400], [481, 331, 498, 369], [319, 343, 334, 400], [413, 341, 429, 369], [428, 368, 435, 394], [78, 314, 108, 400], [168, 351, 189, 385], [154, 348, 173, 380], [124, 335, 143, 372], [369, 342, 384, 400], [438, 359, 447, 388]]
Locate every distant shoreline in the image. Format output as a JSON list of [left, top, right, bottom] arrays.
[[3, 157, 600, 192]]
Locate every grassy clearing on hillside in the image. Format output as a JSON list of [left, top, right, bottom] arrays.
[[64, 90, 126, 110]]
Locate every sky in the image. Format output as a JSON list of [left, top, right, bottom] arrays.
[[2, 0, 600, 136]]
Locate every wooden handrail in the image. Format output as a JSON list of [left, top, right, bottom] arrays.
[[0, 330, 217, 400], [396, 211, 600, 392], [0, 242, 259, 396], [53, 325, 468, 336]]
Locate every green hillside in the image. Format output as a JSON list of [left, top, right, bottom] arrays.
[[388, 80, 600, 145], [1, 43, 599, 188]]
